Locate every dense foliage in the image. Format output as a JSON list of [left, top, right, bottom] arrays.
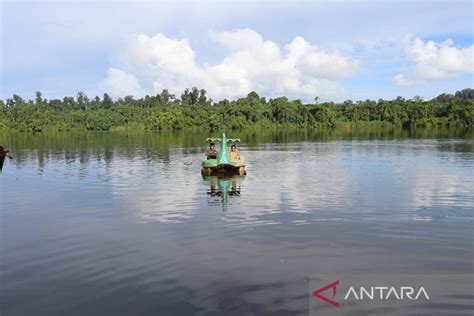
[[0, 88, 473, 132]]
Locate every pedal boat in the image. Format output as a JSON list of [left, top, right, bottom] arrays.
[[201, 133, 246, 176]]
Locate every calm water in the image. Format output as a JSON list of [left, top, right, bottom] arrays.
[[1, 129, 473, 315]]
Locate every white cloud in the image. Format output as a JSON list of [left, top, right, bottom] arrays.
[[100, 29, 359, 101], [101, 68, 145, 97], [393, 35, 474, 85], [287, 37, 360, 79]]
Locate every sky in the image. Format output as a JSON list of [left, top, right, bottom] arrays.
[[1, 0, 473, 102]]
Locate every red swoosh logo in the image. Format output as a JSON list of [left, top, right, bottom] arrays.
[[312, 280, 340, 307]]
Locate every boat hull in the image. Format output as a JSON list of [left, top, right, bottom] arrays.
[[201, 163, 246, 176]]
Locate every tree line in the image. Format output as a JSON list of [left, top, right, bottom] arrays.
[[0, 88, 472, 132]]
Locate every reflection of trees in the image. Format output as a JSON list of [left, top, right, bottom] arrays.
[[0, 128, 471, 171], [0, 131, 204, 169]]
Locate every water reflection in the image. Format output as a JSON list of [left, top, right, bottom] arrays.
[[203, 174, 245, 210], [1, 130, 473, 316], [1, 128, 472, 169]]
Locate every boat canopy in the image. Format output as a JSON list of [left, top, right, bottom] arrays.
[[206, 133, 240, 143]]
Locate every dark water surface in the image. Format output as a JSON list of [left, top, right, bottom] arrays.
[[1, 129, 473, 315]]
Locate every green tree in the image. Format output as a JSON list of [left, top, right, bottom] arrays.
[[102, 93, 113, 109], [35, 91, 43, 105]]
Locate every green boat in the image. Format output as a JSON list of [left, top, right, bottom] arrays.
[[202, 133, 246, 176]]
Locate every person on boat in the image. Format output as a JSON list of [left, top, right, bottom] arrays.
[[229, 144, 240, 160], [206, 143, 218, 159]]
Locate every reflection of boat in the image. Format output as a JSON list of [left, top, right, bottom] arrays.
[[201, 133, 246, 176], [203, 174, 245, 207]]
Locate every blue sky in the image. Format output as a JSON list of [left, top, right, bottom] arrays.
[[1, 0, 473, 102]]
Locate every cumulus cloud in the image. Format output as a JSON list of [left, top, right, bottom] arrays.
[[101, 68, 145, 97], [393, 35, 474, 85], [100, 28, 359, 101]]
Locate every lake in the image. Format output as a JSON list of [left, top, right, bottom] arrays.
[[1, 129, 473, 315]]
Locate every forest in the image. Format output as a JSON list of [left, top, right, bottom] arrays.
[[0, 88, 472, 132]]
